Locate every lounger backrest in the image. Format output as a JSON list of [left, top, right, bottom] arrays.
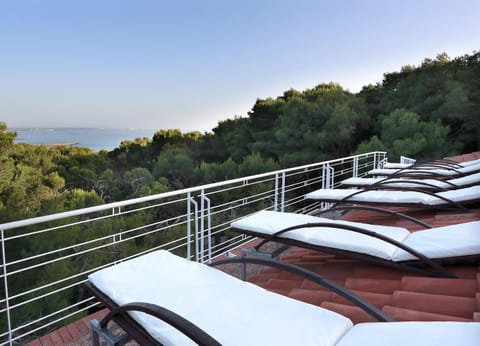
[[448, 172, 480, 187], [392, 220, 480, 261], [336, 322, 480, 346], [434, 185, 480, 205], [459, 158, 480, 167]]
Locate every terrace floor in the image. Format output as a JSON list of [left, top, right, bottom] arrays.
[[26, 152, 480, 345]]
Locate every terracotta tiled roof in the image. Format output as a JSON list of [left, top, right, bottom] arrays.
[[246, 152, 480, 323]]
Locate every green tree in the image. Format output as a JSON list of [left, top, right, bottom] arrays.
[[356, 108, 451, 160], [274, 83, 369, 166], [123, 167, 155, 197], [0, 121, 16, 154], [153, 145, 195, 189]]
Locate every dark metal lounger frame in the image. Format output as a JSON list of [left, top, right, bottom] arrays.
[[86, 256, 392, 346], [315, 185, 475, 211], [341, 176, 460, 191]]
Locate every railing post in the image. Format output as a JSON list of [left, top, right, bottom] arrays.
[[186, 192, 195, 260], [188, 195, 200, 262], [329, 164, 335, 188], [353, 156, 359, 177], [274, 173, 279, 212], [200, 191, 205, 262], [242, 180, 248, 205], [202, 194, 212, 263], [199, 191, 212, 263], [281, 172, 286, 212], [1, 230, 13, 346], [321, 163, 334, 210]]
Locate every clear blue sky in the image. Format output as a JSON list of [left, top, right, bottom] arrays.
[[1, 0, 478, 132]]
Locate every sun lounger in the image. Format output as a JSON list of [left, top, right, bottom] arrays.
[[341, 172, 480, 191], [368, 160, 480, 178], [87, 250, 480, 346], [305, 185, 480, 209], [231, 210, 480, 277]]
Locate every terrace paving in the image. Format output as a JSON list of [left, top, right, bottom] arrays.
[[26, 152, 480, 345]]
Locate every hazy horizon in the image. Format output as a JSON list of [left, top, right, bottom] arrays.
[[1, 0, 479, 132]]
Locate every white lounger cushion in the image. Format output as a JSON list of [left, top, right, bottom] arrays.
[[231, 211, 410, 259], [341, 172, 480, 189], [89, 250, 353, 346], [337, 322, 480, 346], [305, 185, 480, 206], [368, 162, 480, 177], [393, 221, 480, 261], [382, 163, 413, 169], [459, 158, 480, 167], [231, 211, 480, 262]]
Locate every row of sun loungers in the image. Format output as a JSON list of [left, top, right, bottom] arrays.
[[86, 156, 480, 345], [307, 158, 480, 209]]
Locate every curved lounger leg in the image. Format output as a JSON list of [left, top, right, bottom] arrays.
[[91, 302, 221, 346], [332, 186, 468, 210]]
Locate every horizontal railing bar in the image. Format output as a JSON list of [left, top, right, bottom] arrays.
[[5, 278, 88, 312], [4, 196, 190, 241], [9, 299, 99, 344], [6, 215, 191, 273], [203, 176, 277, 197], [7, 234, 195, 312]]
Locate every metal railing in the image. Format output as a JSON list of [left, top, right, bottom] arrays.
[[0, 151, 386, 345], [400, 156, 417, 165]]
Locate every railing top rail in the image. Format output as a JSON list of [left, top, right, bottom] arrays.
[[0, 151, 385, 231]]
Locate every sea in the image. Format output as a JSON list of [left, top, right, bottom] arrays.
[[13, 128, 157, 152]]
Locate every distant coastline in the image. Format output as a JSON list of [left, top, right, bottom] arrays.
[[13, 127, 156, 152]]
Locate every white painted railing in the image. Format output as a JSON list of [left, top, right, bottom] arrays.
[[400, 155, 417, 165], [0, 151, 386, 345]]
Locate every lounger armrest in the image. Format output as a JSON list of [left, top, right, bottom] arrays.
[[416, 158, 463, 169], [332, 185, 467, 210], [99, 302, 221, 346], [370, 179, 455, 191], [409, 163, 462, 172], [314, 205, 432, 229]]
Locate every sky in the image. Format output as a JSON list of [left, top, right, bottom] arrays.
[[0, 0, 479, 133]]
